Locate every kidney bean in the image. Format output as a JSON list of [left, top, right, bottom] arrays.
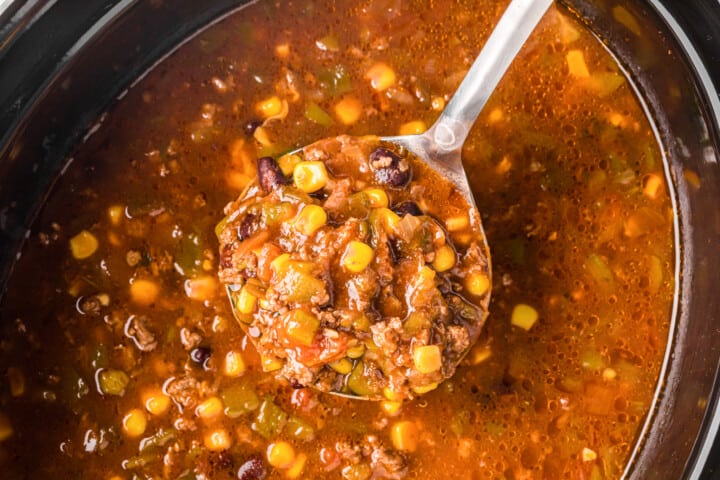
[[369, 147, 411, 187], [244, 119, 262, 136], [237, 213, 258, 241], [257, 156, 288, 193], [237, 455, 266, 480], [392, 201, 422, 216]]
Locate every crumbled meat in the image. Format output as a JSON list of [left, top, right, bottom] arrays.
[[165, 375, 201, 410], [447, 325, 470, 354], [124, 315, 157, 352], [180, 327, 203, 350]]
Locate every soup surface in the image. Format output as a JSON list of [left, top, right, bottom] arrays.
[[0, 0, 674, 479]]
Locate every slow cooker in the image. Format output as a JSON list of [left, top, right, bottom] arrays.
[[1, 0, 720, 478]]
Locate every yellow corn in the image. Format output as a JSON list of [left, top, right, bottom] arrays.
[[469, 345, 492, 365], [334, 97, 363, 125], [567, 50, 590, 78], [362, 188, 389, 208], [286, 309, 320, 346], [488, 108, 503, 123], [261, 355, 284, 372], [412, 382, 438, 395], [256, 96, 284, 119], [0, 412, 13, 441], [380, 401, 402, 416], [224, 350, 247, 377], [383, 387, 402, 402], [295, 204, 327, 236], [293, 161, 329, 193], [431, 96, 445, 111], [511, 303, 539, 331], [196, 396, 224, 421], [341, 241, 374, 273], [432, 245, 456, 272], [204, 428, 232, 451], [602, 367, 617, 381], [582, 447, 598, 462], [399, 120, 426, 136], [465, 272, 490, 297], [329, 358, 353, 375], [643, 174, 663, 199], [275, 43, 290, 58], [184, 275, 218, 301], [70, 230, 99, 259], [7, 367, 25, 397], [236, 285, 257, 314], [346, 344, 365, 359], [286, 452, 307, 478], [267, 441, 296, 468], [413, 345, 442, 374], [122, 409, 147, 437], [129, 279, 159, 306], [254, 126, 273, 147], [270, 253, 292, 275], [278, 154, 302, 176], [445, 214, 469, 232], [142, 388, 170, 416], [390, 421, 418, 452], [108, 205, 124, 226], [375, 207, 401, 234], [365, 62, 396, 92]]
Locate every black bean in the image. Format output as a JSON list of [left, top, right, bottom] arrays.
[[369, 147, 411, 187], [237, 455, 266, 480], [257, 156, 289, 193], [244, 120, 262, 136], [190, 347, 211, 366], [237, 213, 258, 241], [392, 201, 422, 216]]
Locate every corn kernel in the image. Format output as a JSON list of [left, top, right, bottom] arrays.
[[275, 43, 290, 58], [465, 272, 490, 297], [286, 453, 307, 478], [261, 355, 284, 372], [236, 285, 257, 314], [469, 345, 492, 365], [278, 154, 302, 176], [196, 396, 224, 421], [381, 401, 403, 416], [204, 428, 232, 451], [643, 174, 663, 199], [362, 188, 389, 208], [295, 204, 327, 236], [256, 96, 284, 119], [270, 253, 292, 275], [399, 120, 426, 136], [108, 205, 124, 226], [7, 367, 25, 397], [511, 303, 539, 331], [567, 49, 590, 78], [346, 344, 366, 359], [224, 350, 247, 377], [254, 126, 273, 147], [334, 97, 363, 125], [329, 358, 353, 375], [582, 447, 597, 462], [445, 214, 469, 232], [383, 387, 402, 402], [129, 279, 159, 306], [412, 382, 438, 395], [70, 230, 99, 259], [142, 389, 170, 416], [365, 62, 397, 92], [375, 207, 401, 233], [431, 96, 445, 111], [341, 241, 374, 273], [432, 245, 456, 272], [293, 161, 328, 193], [286, 309, 320, 346], [0, 412, 13, 442], [413, 345, 442, 374], [184, 275, 218, 301], [602, 368, 617, 381], [488, 108, 503, 123], [267, 441, 296, 468], [122, 409, 147, 437], [390, 421, 418, 452]]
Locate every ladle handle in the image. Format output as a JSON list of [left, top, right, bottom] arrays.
[[428, 0, 553, 152]]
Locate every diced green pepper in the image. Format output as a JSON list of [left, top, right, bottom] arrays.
[[305, 102, 334, 127], [220, 383, 260, 418], [585, 254, 615, 293], [97, 369, 129, 396], [346, 362, 379, 397], [252, 397, 288, 439], [286, 309, 320, 346], [403, 311, 430, 335], [285, 415, 316, 442], [138, 428, 177, 453]]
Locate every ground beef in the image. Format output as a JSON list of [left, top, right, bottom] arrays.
[[165, 375, 201, 410], [217, 135, 491, 400], [124, 315, 157, 352]]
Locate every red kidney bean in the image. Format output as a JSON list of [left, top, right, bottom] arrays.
[[257, 156, 288, 193]]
